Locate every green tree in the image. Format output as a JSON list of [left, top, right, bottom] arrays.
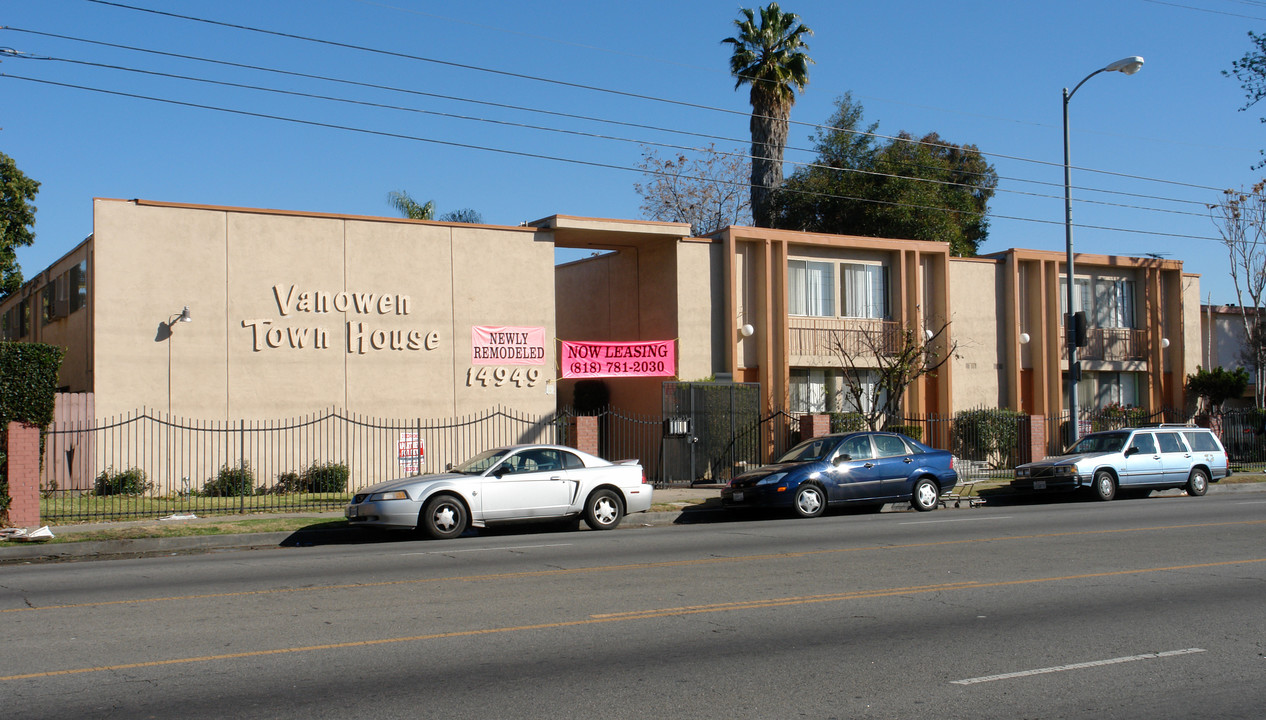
[[1186, 365, 1250, 413], [387, 190, 434, 220], [773, 95, 997, 256], [388, 191, 481, 224], [722, 3, 813, 228], [1, 152, 40, 298]]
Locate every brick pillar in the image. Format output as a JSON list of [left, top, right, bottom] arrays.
[[5, 422, 41, 528], [1027, 415, 1047, 464], [799, 414, 831, 442], [568, 416, 599, 456]]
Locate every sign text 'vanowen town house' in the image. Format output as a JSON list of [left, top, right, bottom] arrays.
[[240, 283, 441, 354]]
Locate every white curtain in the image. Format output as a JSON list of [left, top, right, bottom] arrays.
[[842, 264, 887, 319], [789, 260, 833, 317]]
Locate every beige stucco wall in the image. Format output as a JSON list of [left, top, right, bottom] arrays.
[[948, 257, 1006, 410], [90, 199, 556, 421]]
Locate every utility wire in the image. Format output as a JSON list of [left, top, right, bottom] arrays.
[[80, 0, 1241, 195], [0, 72, 1228, 244], [0, 27, 1227, 214], [8, 48, 1217, 221]]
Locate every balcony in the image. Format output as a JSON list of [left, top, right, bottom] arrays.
[[1060, 327, 1147, 361], [788, 317, 902, 360]]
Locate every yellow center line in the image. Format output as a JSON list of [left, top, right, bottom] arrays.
[[2, 557, 1262, 683], [4, 518, 1263, 615]]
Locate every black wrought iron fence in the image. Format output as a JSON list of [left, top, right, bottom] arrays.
[[38, 406, 560, 523]]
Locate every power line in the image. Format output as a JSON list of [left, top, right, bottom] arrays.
[[0, 72, 1229, 244], [7, 47, 1220, 222], [78, 0, 1242, 196], [0, 26, 1230, 217]]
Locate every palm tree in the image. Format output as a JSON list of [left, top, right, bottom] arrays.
[[722, 3, 813, 228], [387, 190, 434, 220]]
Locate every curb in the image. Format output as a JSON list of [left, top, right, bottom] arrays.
[[2, 482, 1261, 564]]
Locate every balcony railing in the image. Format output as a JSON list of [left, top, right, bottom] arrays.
[[788, 316, 902, 359], [1060, 327, 1148, 361]]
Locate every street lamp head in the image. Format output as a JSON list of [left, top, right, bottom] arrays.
[[1104, 56, 1144, 75]]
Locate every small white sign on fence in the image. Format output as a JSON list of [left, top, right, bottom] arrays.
[[398, 432, 425, 474]]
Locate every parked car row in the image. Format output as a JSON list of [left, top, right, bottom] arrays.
[[344, 423, 1222, 542], [1009, 424, 1230, 500]]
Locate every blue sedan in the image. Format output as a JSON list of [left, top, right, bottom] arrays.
[[721, 431, 959, 517]]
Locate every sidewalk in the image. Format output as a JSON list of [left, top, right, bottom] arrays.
[[3, 482, 1262, 564]]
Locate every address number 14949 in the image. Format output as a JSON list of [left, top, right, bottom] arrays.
[[466, 367, 542, 388]]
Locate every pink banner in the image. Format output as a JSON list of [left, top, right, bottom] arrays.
[[560, 340, 676, 378], [472, 326, 546, 365]]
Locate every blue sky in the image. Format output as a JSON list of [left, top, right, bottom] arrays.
[[3, 0, 1264, 306]]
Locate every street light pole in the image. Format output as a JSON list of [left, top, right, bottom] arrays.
[[1062, 56, 1143, 445]]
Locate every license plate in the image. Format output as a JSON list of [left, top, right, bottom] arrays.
[[346, 506, 358, 518], [1033, 480, 1046, 490], [732, 491, 744, 502]]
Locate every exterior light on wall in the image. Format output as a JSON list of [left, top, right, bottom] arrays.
[[739, 323, 755, 338], [1161, 337, 1170, 348], [176, 306, 193, 324], [1063, 55, 1143, 444], [1020, 332, 1031, 344], [924, 329, 934, 341]]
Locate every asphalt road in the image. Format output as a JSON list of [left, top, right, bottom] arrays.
[[2, 492, 1264, 719]]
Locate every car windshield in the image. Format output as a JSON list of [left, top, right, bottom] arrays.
[[452, 448, 510, 474], [777, 437, 838, 463], [1068, 432, 1128, 454]]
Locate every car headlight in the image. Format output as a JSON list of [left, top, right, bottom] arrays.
[[370, 490, 410, 501], [1016, 467, 1030, 478], [1053, 466, 1074, 477], [756, 472, 787, 486]]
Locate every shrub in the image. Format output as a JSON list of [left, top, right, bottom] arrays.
[[302, 461, 348, 493], [272, 471, 304, 495], [203, 462, 256, 497], [953, 408, 1025, 467], [829, 412, 866, 433], [885, 424, 923, 441], [94, 467, 151, 496]]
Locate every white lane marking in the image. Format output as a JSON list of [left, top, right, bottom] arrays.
[[1237, 501, 1266, 505], [951, 648, 1206, 685], [402, 543, 573, 556], [900, 516, 1012, 525]]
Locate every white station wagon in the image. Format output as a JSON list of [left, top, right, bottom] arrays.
[[1012, 425, 1230, 501], [346, 444, 652, 539]]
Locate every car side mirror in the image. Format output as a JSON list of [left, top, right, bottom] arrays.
[[445, 462, 454, 472], [1124, 446, 1138, 457], [833, 454, 851, 466]]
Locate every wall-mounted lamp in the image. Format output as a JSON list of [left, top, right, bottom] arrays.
[[1161, 337, 1170, 349], [176, 306, 193, 324], [1019, 332, 1031, 345], [924, 329, 934, 341], [739, 323, 755, 338]]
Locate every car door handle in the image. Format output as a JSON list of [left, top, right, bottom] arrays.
[[903, 457, 912, 464], [550, 476, 564, 481], [864, 462, 875, 468]]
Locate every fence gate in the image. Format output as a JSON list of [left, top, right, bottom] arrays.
[[661, 381, 762, 483]]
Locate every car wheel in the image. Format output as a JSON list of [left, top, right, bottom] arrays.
[[420, 494, 467, 539], [792, 483, 825, 518], [1091, 470, 1117, 501], [911, 478, 940, 512], [583, 489, 624, 530], [1186, 468, 1209, 497]]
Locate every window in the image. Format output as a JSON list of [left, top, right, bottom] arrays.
[[872, 434, 910, 458], [1131, 433, 1157, 454], [788, 260, 834, 317], [1183, 431, 1220, 452], [69, 260, 87, 313], [1156, 432, 1185, 453], [839, 435, 874, 460], [789, 368, 829, 413], [1095, 279, 1136, 329], [17, 298, 30, 337], [41, 282, 58, 324], [1059, 277, 1092, 322], [1087, 371, 1141, 409], [841, 263, 888, 319]]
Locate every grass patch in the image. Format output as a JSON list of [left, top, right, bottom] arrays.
[[0, 516, 350, 547]]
